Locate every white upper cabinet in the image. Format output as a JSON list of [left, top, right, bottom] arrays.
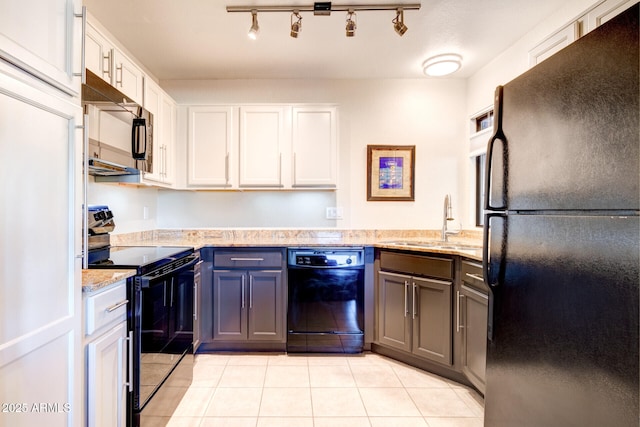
[[585, 0, 637, 33], [529, 0, 637, 68], [160, 95, 176, 185], [187, 106, 236, 188], [85, 20, 114, 84], [85, 16, 144, 104], [291, 106, 338, 188], [0, 0, 83, 96], [143, 79, 162, 183], [143, 79, 175, 186], [528, 22, 579, 67], [185, 104, 338, 190], [112, 49, 144, 104], [239, 106, 288, 188]]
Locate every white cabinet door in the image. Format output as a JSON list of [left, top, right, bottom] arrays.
[[292, 106, 337, 188], [528, 22, 579, 67], [143, 79, 176, 186], [143, 79, 163, 182], [85, 20, 114, 84], [187, 106, 236, 187], [585, 0, 636, 33], [86, 322, 128, 427], [239, 106, 287, 187], [0, 0, 82, 96], [113, 49, 144, 105], [0, 62, 82, 427], [160, 95, 176, 185]]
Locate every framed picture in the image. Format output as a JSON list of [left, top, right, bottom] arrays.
[[367, 145, 415, 201]]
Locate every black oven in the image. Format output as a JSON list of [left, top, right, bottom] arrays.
[[89, 246, 198, 427], [287, 247, 365, 353]]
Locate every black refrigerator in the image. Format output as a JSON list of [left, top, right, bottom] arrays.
[[482, 4, 639, 427]]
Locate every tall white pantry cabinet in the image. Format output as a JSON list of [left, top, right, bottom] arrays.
[[0, 1, 83, 427]]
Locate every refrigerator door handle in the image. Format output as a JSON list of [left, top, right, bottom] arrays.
[[483, 212, 507, 288], [484, 212, 506, 342], [485, 85, 507, 211]]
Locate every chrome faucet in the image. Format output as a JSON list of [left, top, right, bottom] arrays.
[[442, 194, 460, 242]]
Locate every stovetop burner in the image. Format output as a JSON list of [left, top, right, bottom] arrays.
[[88, 246, 194, 274]]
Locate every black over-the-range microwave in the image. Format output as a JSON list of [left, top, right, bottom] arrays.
[[82, 69, 153, 181]]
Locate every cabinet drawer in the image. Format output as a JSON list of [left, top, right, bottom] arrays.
[[380, 251, 453, 280], [214, 250, 283, 268], [461, 260, 489, 293], [85, 281, 128, 336]]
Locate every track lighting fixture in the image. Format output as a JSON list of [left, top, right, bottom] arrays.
[[248, 9, 259, 40], [290, 10, 302, 38], [228, 3, 420, 39], [345, 9, 357, 37], [392, 8, 408, 36]]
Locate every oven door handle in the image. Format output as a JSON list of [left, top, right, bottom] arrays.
[[139, 255, 199, 288]]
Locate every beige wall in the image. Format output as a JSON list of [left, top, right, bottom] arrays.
[[157, 78, 469, 230], [89, 0, 602, 233]]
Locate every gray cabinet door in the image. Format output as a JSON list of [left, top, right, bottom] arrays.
[[212, 271, 247, 341], [377, 271, 411, 352], [460, 284, 488, 394], [248, 271, 284, 341], [412, 277, 452, 366]]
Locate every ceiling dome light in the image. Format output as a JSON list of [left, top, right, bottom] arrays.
[[290, 10, 302, 38], [392, 8, 407, 36], [345, 9, 357, 37], [422, 54, 463, 77], [248, 9, 259, 40]]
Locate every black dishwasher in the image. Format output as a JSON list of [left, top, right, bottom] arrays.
[[287, 248, 365, 353]]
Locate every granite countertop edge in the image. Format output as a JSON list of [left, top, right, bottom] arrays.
[[83, 229, 484, 291], [82, 269, 137, 293]]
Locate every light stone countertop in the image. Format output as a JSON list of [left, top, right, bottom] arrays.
[[112, 228, 484, 261], [82, 269, 136, 293], [82, 229, 483, 292]]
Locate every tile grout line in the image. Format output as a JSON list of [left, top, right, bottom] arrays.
[[197, 355, 228, 427], [348, 356, 374, 427]]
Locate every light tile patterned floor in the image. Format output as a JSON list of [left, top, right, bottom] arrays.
[[166, 352, 484, 427]]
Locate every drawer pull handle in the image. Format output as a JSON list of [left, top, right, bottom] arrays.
[[404, 281, 409, 317], [456, 291, 464, 332], [125, 331, 133, 392], [412, 282, 417, 320], [465, 273, 484, 282], [115, 63, 123, 86], [230, 257, 265, 262], [105, 299, 128, 313]]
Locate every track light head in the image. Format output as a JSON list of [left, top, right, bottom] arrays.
[[393, 8, 408, 36], [345, 9, 357, 37], [248, 9, 259, 40], [290, 10, 302, 38]]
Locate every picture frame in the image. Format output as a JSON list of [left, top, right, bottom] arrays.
[[367, 145, 415, 201]]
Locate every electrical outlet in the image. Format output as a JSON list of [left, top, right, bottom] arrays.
[[326, 207, 344, 220], [143, 206, 149, 220], [326, 207, 337, 219]]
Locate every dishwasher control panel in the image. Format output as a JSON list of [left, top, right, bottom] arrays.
[[288, 248, 364, 267]]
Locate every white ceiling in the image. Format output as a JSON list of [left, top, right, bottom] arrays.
[[82, 0, 566, 80]]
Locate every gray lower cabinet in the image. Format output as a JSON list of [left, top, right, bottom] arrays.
[[213, 270, 284, 341], [377, 251, 454, 366], [457, 260, 489, 393], [210, 249, 286, 345], [378, 271, 411, 352]]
